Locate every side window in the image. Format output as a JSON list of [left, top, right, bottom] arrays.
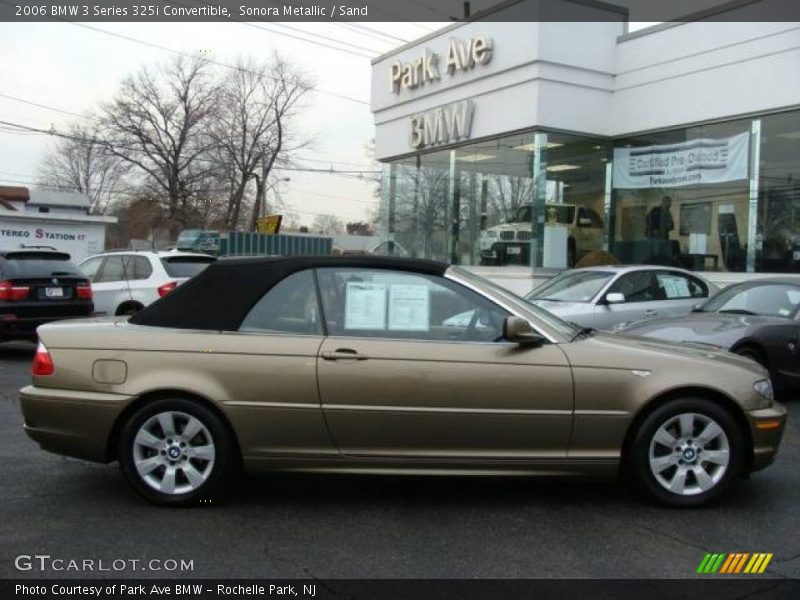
[[578, 207, 603, 228], [239, 270, 323, 335], [124, 256, 153, 281], [656, 272, 707, 299], [94, 256, 126, 283], [607, 271, 659, 303], [80, 257, 104, 282], [316, 268, 510, 343]]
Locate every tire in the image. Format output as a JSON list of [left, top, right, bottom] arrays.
[[733, 344, 767, 369], [630, 398, 745, 507], [116, 303, 143, 316], [567, 239, 576, 268], [118, 398, 237, 506]]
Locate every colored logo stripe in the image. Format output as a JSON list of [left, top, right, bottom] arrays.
[[698, 553, 726, 573], [698, 553, 773, 574]]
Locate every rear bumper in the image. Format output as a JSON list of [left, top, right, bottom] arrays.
[[0, 313, 92, 339], [747, 403, 789, 472], [19, 385, 136, 462]]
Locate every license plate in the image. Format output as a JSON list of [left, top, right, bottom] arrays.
[[507, 247, 522, 255], [45, 287, 63, 298]]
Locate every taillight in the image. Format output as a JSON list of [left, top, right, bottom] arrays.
[[76, 282, 93, 299], [157, 281, 178, 297], [32, 342, 55, 376], [0, 280, 30, 301]]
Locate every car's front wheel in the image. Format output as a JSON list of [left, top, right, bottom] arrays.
[[118, 398, 237, 506], [631, 398, 745, 507]]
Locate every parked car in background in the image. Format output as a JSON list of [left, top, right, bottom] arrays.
[[0, 249, 92, 342], [479, 203, 604, 267], [525, 266, 718, 330], [79, 250, 216, 316], [19, 256, 786, 507], [175, 230, 220, 254], [618, 278, 800, 396]]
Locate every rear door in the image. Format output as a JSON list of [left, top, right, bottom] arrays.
[[315, 267, 574, 459], [90, 255, 131, 316]]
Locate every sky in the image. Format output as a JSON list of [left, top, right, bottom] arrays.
[[0, 20, 654, 230], [0, 21, 445, 228]]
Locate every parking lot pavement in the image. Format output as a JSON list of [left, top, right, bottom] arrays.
[[1, 340, 798, 580]]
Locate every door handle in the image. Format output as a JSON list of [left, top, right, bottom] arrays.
[[321, 348, 368, 361], [644, 310, 658, 316]]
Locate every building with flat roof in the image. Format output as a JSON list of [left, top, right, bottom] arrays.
[[0, 187, 117, 262], [371, 0, 800, 280]]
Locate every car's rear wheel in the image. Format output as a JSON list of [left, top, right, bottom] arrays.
[[631, 398, 745, 507], [118, 398, 236, 506]]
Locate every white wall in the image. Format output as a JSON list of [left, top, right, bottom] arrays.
[[0, 215, 112, 262], [612, 22, 800, 134]]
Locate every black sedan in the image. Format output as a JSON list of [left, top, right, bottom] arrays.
[[619, 278, 800, 396]]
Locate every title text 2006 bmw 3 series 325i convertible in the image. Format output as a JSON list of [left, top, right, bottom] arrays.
[[19, 257, 787, 507]]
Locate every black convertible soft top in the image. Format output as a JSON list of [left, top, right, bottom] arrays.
[[129, 255, 448, 331]]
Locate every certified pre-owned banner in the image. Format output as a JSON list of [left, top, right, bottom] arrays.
[[612, 131, 750, 189]]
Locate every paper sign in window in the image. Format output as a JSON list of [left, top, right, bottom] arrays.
[[660, 276, 690, 299], [388, 284, 430, 331], [344, 282, 386, 330]]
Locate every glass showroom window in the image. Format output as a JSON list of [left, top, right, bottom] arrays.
[[381, 150, 452, 261], [758, 109, 800, 273], [611, 118, 753, 272], [380, 131, 609, 269]]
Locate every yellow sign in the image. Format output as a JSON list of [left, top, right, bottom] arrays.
[[256, 215, 283, 235]]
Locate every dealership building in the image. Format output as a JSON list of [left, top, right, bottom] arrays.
[[370, 0, 800, 288]]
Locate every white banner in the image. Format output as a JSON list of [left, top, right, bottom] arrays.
[[612, 131, 750, 189]]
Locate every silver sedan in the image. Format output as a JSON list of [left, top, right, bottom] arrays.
[[524, 266, 719, 330]]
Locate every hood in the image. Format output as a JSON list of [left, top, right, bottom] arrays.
[[565, 331, 767, 379], [619, 312, 787, 349], [484, 222, 531, 234]]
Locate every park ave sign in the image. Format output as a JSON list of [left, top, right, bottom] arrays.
[[389, 36, 493, 94], [392, 36, 492, 150]]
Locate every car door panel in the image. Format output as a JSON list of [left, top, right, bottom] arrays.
[[318, 338, 573, 458]]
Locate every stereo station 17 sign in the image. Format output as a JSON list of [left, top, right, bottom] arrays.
[[612, 132, 750, 189]]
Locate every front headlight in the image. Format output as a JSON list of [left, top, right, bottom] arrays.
[[754, 379, 774, 402]]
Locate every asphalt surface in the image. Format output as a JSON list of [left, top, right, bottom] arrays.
[[1, 340, 799, 580]]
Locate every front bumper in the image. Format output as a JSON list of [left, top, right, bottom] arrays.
[[747, 403, 789, 472], [19, 385, 136, 463]]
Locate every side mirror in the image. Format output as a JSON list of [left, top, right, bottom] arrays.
[[503, 316, 546, 346], [605, 292, 626, 304]]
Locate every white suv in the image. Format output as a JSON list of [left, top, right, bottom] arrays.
[[79, 250, 216, 316]]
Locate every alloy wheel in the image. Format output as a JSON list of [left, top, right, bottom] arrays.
[[648, 412, 730, 496], [132, 411, 216, 495]]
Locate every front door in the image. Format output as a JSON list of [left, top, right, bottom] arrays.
[[315, 267, 574, 459]]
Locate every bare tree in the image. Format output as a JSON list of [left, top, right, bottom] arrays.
[[208, 54, 313, 231], [490, 175, 533, 222], [36, 122, 129, 215], [312, 214, 345, 235], [99, 56, 219, 236]]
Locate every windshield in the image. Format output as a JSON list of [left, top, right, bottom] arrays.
[[700, 282, 800, 318], [449, 266, 578, 339], [512, 205, 531, 223], [527, 270, 614, 303], [161, 256, 216, 278]]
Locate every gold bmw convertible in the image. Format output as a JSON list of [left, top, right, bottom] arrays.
[[19, 256, 787, 507]]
